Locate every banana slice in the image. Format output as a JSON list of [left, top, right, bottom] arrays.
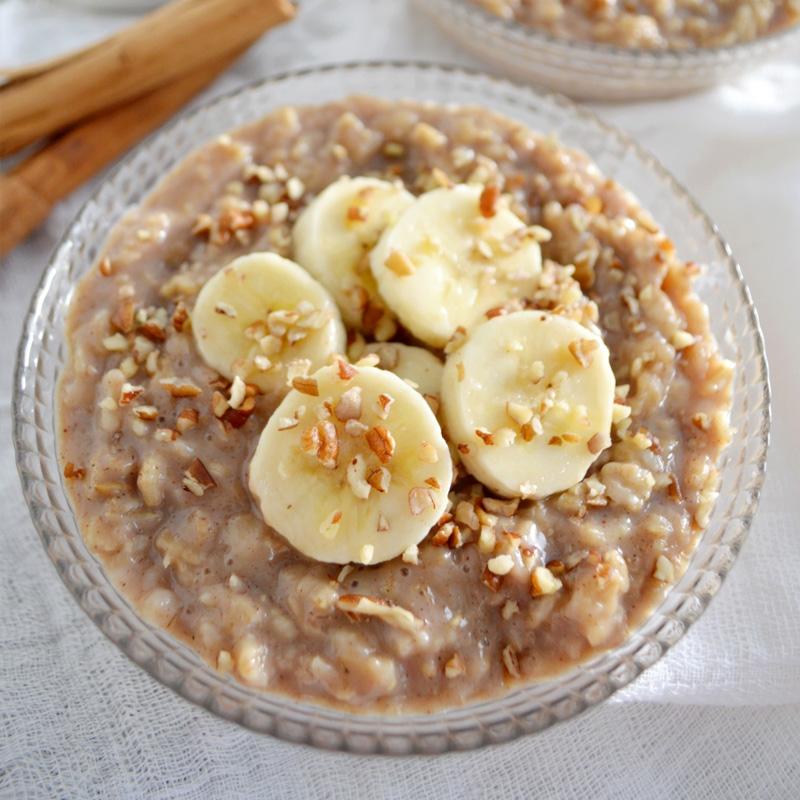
[[249, 361, 453, 565], [369, 184, 542, 348], [440, 310, 615, 499], [362, 342, 444, 398], [192, 252, 345, 397], [292, 176, 414, 336]]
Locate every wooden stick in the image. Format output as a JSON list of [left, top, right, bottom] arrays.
[[0, 46, 244, 260], [0, 0, 295, 157]]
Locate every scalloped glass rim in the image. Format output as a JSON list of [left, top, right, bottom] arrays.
[[13, 61, 770, 754], [416, 0, 800, 100]]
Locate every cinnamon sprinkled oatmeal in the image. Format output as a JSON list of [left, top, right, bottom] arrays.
[[473, 0, 800, 49], [59, 97, 732, 713]]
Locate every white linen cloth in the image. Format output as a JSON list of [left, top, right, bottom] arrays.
[[1, 0, 799, 796]]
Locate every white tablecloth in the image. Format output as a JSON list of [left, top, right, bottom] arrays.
[[2, 1, 799, 797]]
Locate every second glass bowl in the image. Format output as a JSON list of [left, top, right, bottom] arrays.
[[418, 0, 800, 101]]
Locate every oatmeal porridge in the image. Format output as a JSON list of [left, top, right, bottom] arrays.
[[58, 98, 733, 713], [474, 0, 800, 49]]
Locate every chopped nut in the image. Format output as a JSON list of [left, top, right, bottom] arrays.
[[336, 594, 423, 632], [155, 427, 177, 442], [501, 600, 519, 620], [588, 432, 611, 455], [506, 401, 533, 427], [377, 512, 390, 533], [531, 566, 563, 597], [456, 362, 465, 382], [475, 429, 495, 445], [654, 554, 675, 583], [384, 250, 416, 277], [344, 418, 369, 437], [292, 376, 319, 396], [548, 436, 563, 446], [102, 333, 129, 352], [176, 408, 200, 433], [111, 301, 136, 333], [160, 377, 202, 398], [373, 393, 394, 420], [568, 338, 600, 368], [366, 426, 395, 464], [408, 486, 436, 516], [334, 386, 362, 422], [444, 326, 467, 355], [481, 565, 504, 592], [119, 383, 144, 406], [347, 455, 371, 500], [99, 256, 112, 276], [302, 420, 338, 469], [487, 554, 514, 576], [444, 653, 466, 678], [672, 330, 695, 350], [418, 440, 439, 463], [63, 462, 86, 480], [402, 544, 419, 564], [139, 320, 166, 342], [183, 459, 216, 496], [319, 509, 342, 540], [366, 466, 391, 493], [481, 496, 519, 517], [479, 184, 500, 218], [336, 358, 358, 382], [562, 433, 582, 444], [172, 302, 189, 333], [228, 375, 247, 410], [360, 544, 374, 565], [132, 405, 159, 421]]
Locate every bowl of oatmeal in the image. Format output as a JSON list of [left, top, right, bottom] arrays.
[[417, 0, 800, 100], [14, 62, 769, 753]]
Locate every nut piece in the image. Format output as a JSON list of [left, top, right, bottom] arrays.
[[480, 496, 520, 517], [302, 420, 339, 469], [63, 462, 86, 480], [182, 459, 216, 496], [653, 554, 675, 583], [444, 653, 466, 678], [175, 408, 200, 433], [160, 377, 202, 398], [366, 426, 395, 464], [336, 594, 424, 632], [479, 184, 500, 218], [530, 566, 563, 597], [487, 554, 514, 576], [291, 376, 319, 396], [408, 487, 436, 516], [385, 250, 416, 276], [568, 338, 600, 368], [334, 386, 362, 422]]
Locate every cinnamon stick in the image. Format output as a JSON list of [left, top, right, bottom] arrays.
[[0, 0, 296, 157], [0, 48, 243, 260]]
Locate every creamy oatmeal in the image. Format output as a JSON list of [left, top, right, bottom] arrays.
[[58, 98, 733, 713], [474, 0, 800, 49]]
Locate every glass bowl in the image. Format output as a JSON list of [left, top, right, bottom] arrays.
[[13, 61, 770, 754], [417, 0, 800, 101]]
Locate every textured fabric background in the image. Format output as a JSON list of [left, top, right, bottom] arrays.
[[2, 0, 799, 796]]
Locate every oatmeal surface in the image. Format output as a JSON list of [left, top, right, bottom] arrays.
[[58, 97, 733, 713], [474, 0, 800, 49]]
